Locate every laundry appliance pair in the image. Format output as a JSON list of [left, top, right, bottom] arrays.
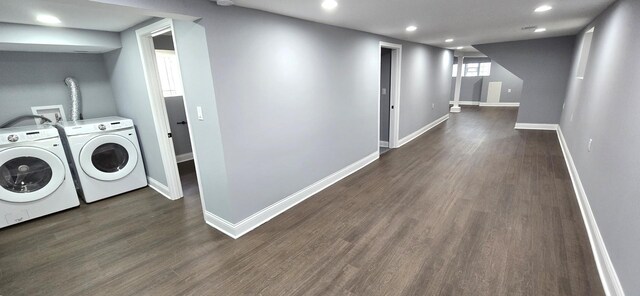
[[0, 117, 147, 229]]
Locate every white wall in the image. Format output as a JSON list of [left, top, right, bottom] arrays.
[[0, 22, 120, 53]]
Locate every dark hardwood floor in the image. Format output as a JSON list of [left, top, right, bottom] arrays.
[[0, 107, 603, 295]]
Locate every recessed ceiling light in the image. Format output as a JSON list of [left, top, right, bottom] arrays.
[[535, 5, 553, 12], [406, 26, 417, 32], [456, 46, 464, 50], [321, 0, 338, 10], [534, 28, 547, 33], [36, 14, 61, 24], [445, 39, 454, 43]]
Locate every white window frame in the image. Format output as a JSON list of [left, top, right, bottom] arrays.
[[465, 63, 479, 77], [452, 64, 467, 77], [479, 62, 492, 77]]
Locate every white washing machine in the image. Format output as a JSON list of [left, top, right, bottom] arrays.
[[0, 125, 80, 228], [60, 117, 147, 203]]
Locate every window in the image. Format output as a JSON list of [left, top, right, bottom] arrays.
[[465, 63, 479, 77], [452, 64, 466, 77], [479, 62, 492, 76], [576, 27, 595, 79], [155, 50, 184, 97], [453, 61, 491, 77]]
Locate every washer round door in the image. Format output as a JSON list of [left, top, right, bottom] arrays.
[[79, 134, 139, 181], [0, 147, 66, 203]]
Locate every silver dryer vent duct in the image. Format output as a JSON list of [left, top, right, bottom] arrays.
[[64, 77, 82, 121]]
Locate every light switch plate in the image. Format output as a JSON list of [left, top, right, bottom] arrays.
[[197, 106, 204, 121]]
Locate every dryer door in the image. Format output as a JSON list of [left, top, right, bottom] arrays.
[[0, 147, 66, 203], [79, 134, 139, 181]]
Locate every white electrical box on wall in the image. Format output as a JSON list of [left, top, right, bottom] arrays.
[[31, 105, 67, 125], [197, 106, 204, 120]]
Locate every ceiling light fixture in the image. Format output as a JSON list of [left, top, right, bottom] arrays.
[[406, 26, 417, 32], [36, 14, 61, 25], [456, 46, 464, 50], [445, 39, 454, 43], [535, 5, 553, 12], [534, 28, 547, 33], [321, 0, 338, 10]]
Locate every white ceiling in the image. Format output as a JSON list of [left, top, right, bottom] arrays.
[[0, 0, 152, 32], [232, 0, 614, 50]]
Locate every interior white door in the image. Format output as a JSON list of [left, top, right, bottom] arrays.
[[487, 81, 503, 103]]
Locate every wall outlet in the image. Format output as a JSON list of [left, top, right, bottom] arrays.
[[432, 103, 435, 109], [508, 89, 512, 93], [588, 138, 593, 152]]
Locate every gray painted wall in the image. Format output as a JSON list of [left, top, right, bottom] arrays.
[[560, 0, 640, 294], [475, 36, 576, 124], [396, 41, 451, 138], [450, 77, 483, 101], [93, 0, 453, 223], [480, 62, 522, 103], [0, 51, 118, 125], [380, 48, 391, 142], [164, 96, 192, 156]]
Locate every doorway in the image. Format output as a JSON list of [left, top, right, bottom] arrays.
[[380, 48, 392, 154], [136, 19, 201, 200], [379, 42, 402, 155]]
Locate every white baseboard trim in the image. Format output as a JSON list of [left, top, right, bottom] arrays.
[[448, 101, 520, 107], [147, 176, 176, 200], [204, 151, 380, 239], [514, 123, 559, 131], [379, 141, 389, 148], [556, 128, 624, 296], [449, 100, 480, 106], [479, 102, 520, 107], [176, 152, 194, 163], [398, 114, 449, 147]]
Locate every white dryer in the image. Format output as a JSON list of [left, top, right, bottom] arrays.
[[0, 125, 80, 228], [60, 117, 147, 203]]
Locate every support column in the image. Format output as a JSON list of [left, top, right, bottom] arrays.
[[450, 55, 464, 113]]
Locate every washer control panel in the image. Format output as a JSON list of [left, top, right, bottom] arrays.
[[0, 127, 58, 145], [62, 117, 134, 136]]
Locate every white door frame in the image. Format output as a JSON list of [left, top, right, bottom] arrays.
[[136, 18, 188, 200], [378, 41, 402, 152]]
